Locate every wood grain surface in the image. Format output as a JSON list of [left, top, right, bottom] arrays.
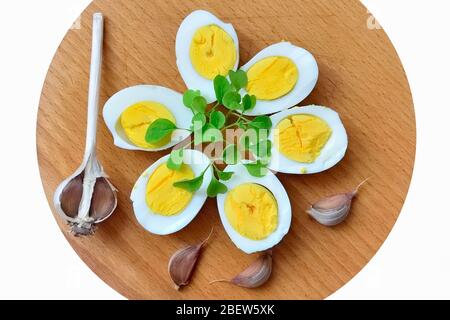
[[36, 0, 416, 299]]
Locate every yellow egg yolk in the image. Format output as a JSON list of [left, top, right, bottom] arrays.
[[274, 114, 332, 163], [146, 163, 195, 216], [190, 25, 237, 80], [224, 183, 278, 240], [246, 56, 299, 100], [120, 101, 176, 149]]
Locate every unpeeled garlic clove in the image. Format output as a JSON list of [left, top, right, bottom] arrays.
[[168, 244, 202, 290], [210, 250, 273, 289], [89, 177, 118, 220], [59, 173, 84, 218], [307, 178, 369, 226], [168, 228, 213, 290]]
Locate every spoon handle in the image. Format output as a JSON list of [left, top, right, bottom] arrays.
[[84, 13, 104, 159]]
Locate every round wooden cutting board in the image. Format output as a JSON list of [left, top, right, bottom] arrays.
[[37, 0, 415, 299]]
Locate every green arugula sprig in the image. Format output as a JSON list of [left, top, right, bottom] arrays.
[[145, 69, 273, 197], [216, 70, 257, 112]]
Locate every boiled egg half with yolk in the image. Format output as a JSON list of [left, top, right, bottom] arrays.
[[176, 10, 240, 103], [131, 149, 212, 235], [268, 105, 348, 174], [216, 164, 291, 254], [239, 42, 318, 116], [103, 85, 192, 151]]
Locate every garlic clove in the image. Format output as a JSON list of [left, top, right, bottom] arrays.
[[168, 228, 213, 290], [210, 250, 273, 289], [307, 194, 352, 226], [312, 192, 353, 211], [59, 173, 84, 218], [89, 177, 118, 221], [307, 178, 369, 227], [231, 251, 273, 288], [168, 244, 202, 290]]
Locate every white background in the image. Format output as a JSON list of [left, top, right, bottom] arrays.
[[0, 0, 448, 299]]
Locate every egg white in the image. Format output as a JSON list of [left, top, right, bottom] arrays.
[[130, 149, 212, 235], [239, 42, 318, 116], [268, 105, 348, 174], [176, 10, 240, 103], [103, 85, 192, 151], [216, 164, 292, 254]]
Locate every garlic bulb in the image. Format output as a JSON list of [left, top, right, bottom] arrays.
[[53, 13, 118, 236], [307, 178, 369, 226], [55, 154, 117, 236]]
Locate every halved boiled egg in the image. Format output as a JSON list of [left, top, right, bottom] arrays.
[[131, 149, 212, 235], [268, 105, 348, 174], [176, 10, 240, 103], [103, 85, 192, 151], [216, 164, 291, 254], [239, 42, 318, 116]]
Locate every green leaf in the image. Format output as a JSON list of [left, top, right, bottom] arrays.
[[145, 119, 177, 143], [244, 161, 269, 177], [249, 116, 272, 129], [192, 113, 206, 129], [250, 95, 257, 109], [223, 144, 240, 165], [167, 148, 184, 171], [229, 70, 248, 91], [231, 102, 242, 110], [210, 110, 226, 129], [183, 89, 201, 108], [192, 96, 207, 114], [173, 174, 204, 193], [202, 124, 223, 143], [216, 170, 234, 181], [223, 91, 241, 110], [214, 75, 231, 103], [207, 176, 228, 197], [242, 94, 257, 111]]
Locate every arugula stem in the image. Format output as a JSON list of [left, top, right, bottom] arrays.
[[211, 163, 220, 178], [223, 123, 238, 130], [181, 138, 195, 149], [177, 127, 193, 132], [212, 162, 223, 172], [201, 161, 214, 176], [232, 112, 251, 123], [209, 102, 220, 113]]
